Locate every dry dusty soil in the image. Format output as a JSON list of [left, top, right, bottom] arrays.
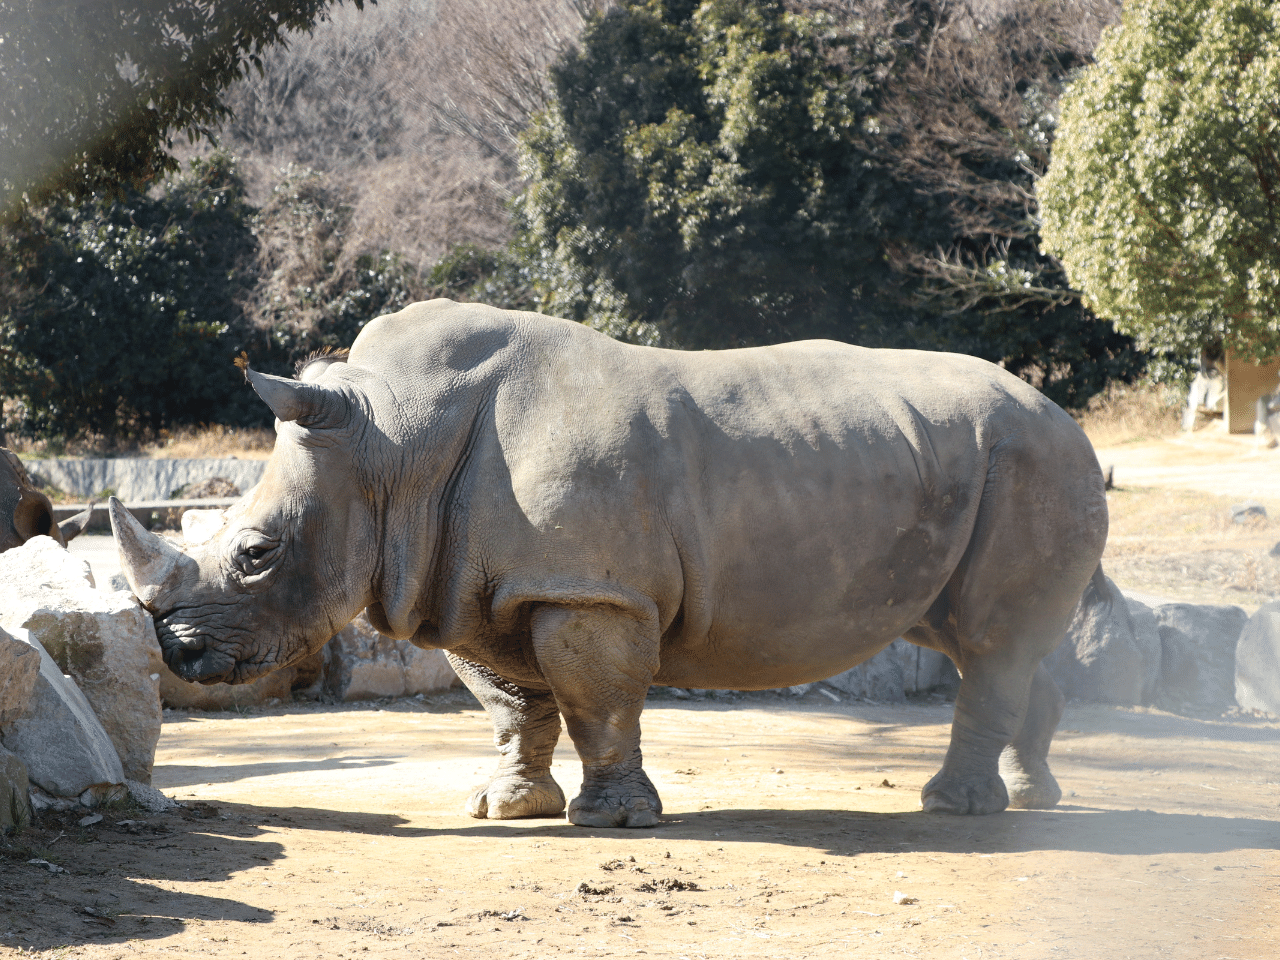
[[3, 429, 1279, 960]]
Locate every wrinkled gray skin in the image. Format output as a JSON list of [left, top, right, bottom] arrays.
[[112, 300, 1107, 824], [1, 447, 94, 553]]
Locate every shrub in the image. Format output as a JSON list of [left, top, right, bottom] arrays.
[[0, 155, 276, 438]]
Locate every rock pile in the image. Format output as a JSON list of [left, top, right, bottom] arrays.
[[1046, 572, 1252, 714], [824, 640, 958, 702], [0, 537, 164, 814], [1234, 600, 1280, 714], [324, 613, 459, 702], [0, 533, 459, 820]]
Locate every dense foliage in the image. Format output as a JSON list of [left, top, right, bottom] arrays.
[[1039, 0, 1280, 362], [515, 0, 1144, 407], [0, 0, 359, 220], [516, 0, 903, 347], [0, 156, 267, 436], [0, 157, 428, 439]]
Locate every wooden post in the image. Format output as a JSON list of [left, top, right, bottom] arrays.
[[1224, 349, 1280, 433]]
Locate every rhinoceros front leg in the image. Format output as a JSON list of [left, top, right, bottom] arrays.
[[445, 653, 566, 820], [923, 657, 1062, 815], [530, 603, 662, 828]]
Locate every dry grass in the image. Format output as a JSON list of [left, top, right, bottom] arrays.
[[8, 424, 275, 461], [1103, 484, 1280, 610], [143, 425, 275, 460], [1074, 379, 1185, 448]]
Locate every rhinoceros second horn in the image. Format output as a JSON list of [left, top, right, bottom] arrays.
[[109, 498, 195, 609], [246, 367, 348, 427]]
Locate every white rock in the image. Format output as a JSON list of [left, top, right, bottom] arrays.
[[181, 508, 227, 546], [126, 778, 178, 813], [21, 457, 265, 502], [826, 641, 908, 702], [0, 537, 162, 782], [0, 624, 40, 723], [324, 612, 458, 701], [1233, 600, 1280, 715], [898, 643, 959, 695], [0, 626, 126, 800]]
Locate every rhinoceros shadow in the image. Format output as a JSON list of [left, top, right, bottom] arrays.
[[359, 807, 1276, 859], [177, 801, 1274, 860]]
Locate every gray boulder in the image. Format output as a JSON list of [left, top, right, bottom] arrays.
[[0, 625, 40, 723], [1045, 571, 1161, 704], [827, 641, 905, 702], [0, 536, 162, 783], [324, 611, 458, 701], [824, 640, 957, 702], [0, 626, 126, 802], [0, 745, 31, 831], [1230, 500, 1267, 524], [1153, 603, 1248, 714], [899, 643, 960, 694], [1233, 600, 1280, 714]]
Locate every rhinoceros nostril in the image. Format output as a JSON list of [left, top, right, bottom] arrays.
[[164, 639, 205, 675], [156, 621, 232, 683]]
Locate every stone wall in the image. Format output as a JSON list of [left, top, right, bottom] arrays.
[[21, 457, 267, 502]]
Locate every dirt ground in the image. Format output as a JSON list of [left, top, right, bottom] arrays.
[[4, 429, 1280, 960]]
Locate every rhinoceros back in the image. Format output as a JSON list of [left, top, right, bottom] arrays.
[[347, 300, 1104, 690]]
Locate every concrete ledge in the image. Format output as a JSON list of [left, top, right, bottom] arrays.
[[53, 499, 238, 533], [22, 458, 266, 502]]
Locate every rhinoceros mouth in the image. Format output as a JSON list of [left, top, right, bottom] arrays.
[[155, 615, 239, 685]]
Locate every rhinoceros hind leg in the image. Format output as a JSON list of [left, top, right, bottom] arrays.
[[921, 767, 1009, 815], [446, 653, 567, 820], [530, 604, 663, 829], [922, 658, 1065, 815], [999, 664, 1064, 809]]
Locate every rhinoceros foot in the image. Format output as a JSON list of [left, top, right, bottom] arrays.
[[998, 749, 1062, 810], [567, 771, 663, 828], [467, 773, 565, 820], [920, 768, 1009, 816]]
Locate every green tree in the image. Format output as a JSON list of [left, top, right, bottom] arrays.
[[1038, 0, 1280, 362], [516, 0, 915, 348], [515, 0, 1144, 408], [0, 0, 362, 220], [0, 155, 274, 437]]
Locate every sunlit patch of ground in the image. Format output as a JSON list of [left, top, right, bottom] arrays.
[[3, 695, 1277, 959]]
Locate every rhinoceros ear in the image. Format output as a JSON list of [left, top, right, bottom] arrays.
[[246, 368, 350, 429], [12, 487, 61, 545]]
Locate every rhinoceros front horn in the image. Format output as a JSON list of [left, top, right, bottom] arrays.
[[109, 497, 197, 610], [246, 367, 349, 428]]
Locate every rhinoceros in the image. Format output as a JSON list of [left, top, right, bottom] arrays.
[[2, 447, 94, 553], [110, 299, 1107, 824]]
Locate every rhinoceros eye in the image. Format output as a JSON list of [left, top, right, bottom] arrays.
[[235, 534, 280, 576]]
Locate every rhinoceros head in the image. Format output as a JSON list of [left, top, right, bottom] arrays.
[[110, 360, 396, 685], [2, 447, 95, 552]]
